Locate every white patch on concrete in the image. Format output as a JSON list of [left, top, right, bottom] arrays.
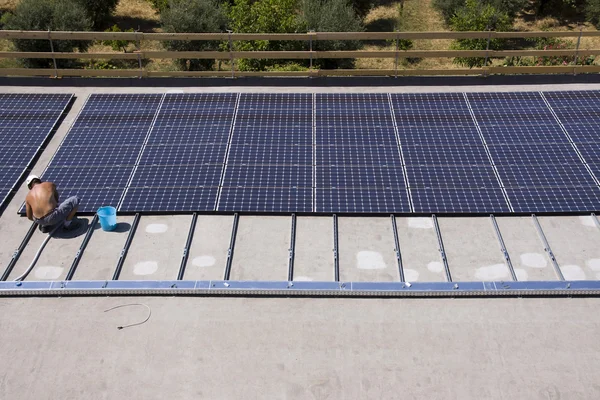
[[356, 251, 387, 270], [561, 264, 587, 280], [475, 264, 510, 281], [407, 217, 433, 229], [294, 276, 313, 281], [167, 89, 184, 93], [585, 258, 600, 272], [520, 253, 547, 269], [145, 224, 168, 234], [34, 266, 63, 280], [133, 261, 158, 276], [192, 255, 216, 268], [403, 268, 419, 282], [596, 272, 600, 280], [579, 215, 597, 228], [427, 261, 444, 273], [514, 268, 528, 281]]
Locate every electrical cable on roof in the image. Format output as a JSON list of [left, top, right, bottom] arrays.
[[104, 303, 151, 330], [13, 222, 63, 282]]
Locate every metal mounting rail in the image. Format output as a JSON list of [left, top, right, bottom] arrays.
[[1, 222, 36, 281], [490, 214, 517, 281], [532, 214, 565, 281], [177, 213, 197, 280], [1, 279, 598, 297], [391, 214, 405, 282], [288, 214, 297, 282], [432, 214, 452, 282], [65, 215, 98, 281], [112, 213, 140, 281], [333, 214, 340, 282], [223, 213, 239, 281]]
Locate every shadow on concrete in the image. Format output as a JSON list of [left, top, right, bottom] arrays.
[[92, 221, 131, 233], [52, 218, 90, 240]]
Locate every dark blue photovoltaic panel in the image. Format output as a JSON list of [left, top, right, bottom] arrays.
[[218, 187, 312, 212], [120, 187, 218, 212], [407, 165, 499, 188], [475, 110, 552, 126], [0, 93, 72, 110], [0, 128, 48, 145], [585, 164, 600, 181], [61, 127, 148, 147], [551, 108, 600, 124], [235, 111, 312, 126], [317, 93, 393, 126], [223, 165, 312, 188], [316, 127, 397, 146], [0, 167, 24, 184], [316, 187, 410, 213], [411, 188, 510, 213], [130, 165, 222, 187], [318, 114, 394, 126], [42, 166, 133, 188], [403, 145, 490, 166], [466, 92, 546, 110], [54, 188, 125, 213], [231, 127, 312, 145], [561, 123, 600, 143], [573, 143, 600, 164], [72, 111, 155, 128], [488, 144, 581, 165], [545, 90, 600, 110], [397, 126, 481, 146], [317, 93, 389, 109], [147, 126, 231, 145], [227, 145, 312, 165], [317, 145, 401, 166], [83, 94, 163, 111], [507, 186, 600, 212], [498, 164, 596, 188], [160, 93, 237, 110], [480, 125, 568, 144], [391, 93, 466, 110], [316, 166, 405, 188], [153, 111, 235, 128], [138, 144, 226, 166], [49, 145, 140, 167], [238, 93, 312, 109], [0, 147, 39, 166], [394, 111, 473, 127]]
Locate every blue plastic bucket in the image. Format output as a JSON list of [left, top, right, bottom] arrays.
[[97, 206, 117, 232]]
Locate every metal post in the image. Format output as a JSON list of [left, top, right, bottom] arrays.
[[288, 214, 297, 281], [574, 26, 583, 75], [136, 31, 143, 79], [394, 32, 399, 79], [1, 223, 37, 281], [112, 213, 140, 280], [333, 214, 340, 282], [48, 28, 58, 78], [432, 214, 451, 282], [391, 214, 404, 282], [223, 213, 239, 280], [227, 30, 234, 79], [490, 215, 517, 281], [309, 30, 314, 72], [177, 213, 197, 280], [591, 213, 600, 231], [65, 215, 98, 281], [483, 30, 492, 76], [532, 214, 564, 281]]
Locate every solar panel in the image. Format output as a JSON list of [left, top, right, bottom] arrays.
[[507, 186, 600, 213], [544, 90, 600, 112], [147, 125, 231, 145], [55, 188, 125, 213], [120, 187, 218, 212], [231, 126, 312, 145], [316, 166, 406, 188], [480, 125, 569, 145], [402, 145, 491, 166], [49, 145, 140, 167], [61, 127, 148, 147], [560, 123, 600, 143], [316, 187, 410, 213], [138, 144, 227, 166], [226, 144, 312, 165], [130, 165, 222, 187], [223, 165, 313, 188], [41, 166, 133, 189], [406, 165, 499, 188], [466, 92, 546, 110], [317, 145, 402, 166], [497, 164, 597, 188], [218, 187, 312, 212], [487, 144, 581, 166], [316, 126, 397, 146], [160, 93, 237, 110], [0, 93, 72, 211], [397, 126, 481, 146], [411, 188, 510, 213]]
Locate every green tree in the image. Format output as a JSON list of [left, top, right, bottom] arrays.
[[160, 0, 227, 71], [586, 0, 600, 28], [147, 0, 169, 13], [74, 0, 119, 29], [433, 0, 526, 24], [300, 0, 363, 69], [227, 0, 305, 71], [1, 0, 92, 68]]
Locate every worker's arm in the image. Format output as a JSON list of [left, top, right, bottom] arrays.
[[25, 200, 33, 221]]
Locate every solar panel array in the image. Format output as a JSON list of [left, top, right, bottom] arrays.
[[33, 91, 600, 214], [0, 93, 72, 210]]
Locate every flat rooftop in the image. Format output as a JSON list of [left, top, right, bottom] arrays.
[[1, 81, 600, 398]]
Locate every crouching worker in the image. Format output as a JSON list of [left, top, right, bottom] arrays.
[[24, 175, 80, 233]]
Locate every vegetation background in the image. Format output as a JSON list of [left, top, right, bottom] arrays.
[[0, 0, 598, 72]]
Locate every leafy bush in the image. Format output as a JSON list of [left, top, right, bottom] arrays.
[[147, 0, 169, 12], [1, 0, 92, 68], [74, 0, 119, 29], [433, 0, 526, 24], [160, 0, 227, 71], [449, 0, 512, 68], [532, 37, 595, 66], [586, 0, 600, 28], [300, 0, 363, 69], [227, 0, 305, 71], [102, 25, 135, 52]]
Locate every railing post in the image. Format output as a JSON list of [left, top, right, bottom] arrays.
[[227, 30, 234, 78], [394, 31, 399, 78], [48, 28, 58, 78], [135, 30, 143, 79], [483, 29, 491, 77], [574, 25, 583, 76], [309, 30, 314, 73]]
